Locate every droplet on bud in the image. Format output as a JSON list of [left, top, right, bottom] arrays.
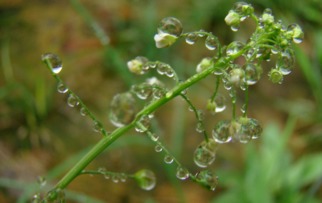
[[109, 92, 137, 127], [193, 139, 218, 168], [41, 53, 63, 74], [127, 56, 149, 75], [276, 49, 295, 75], [287, 24, 304, 44], [268, 69, 283, 84], [158, 17, 183, 37], [134, 169, 156, 191]]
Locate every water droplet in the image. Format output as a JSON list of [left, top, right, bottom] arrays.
[[241, 104, 247, 114], [164, 154, 174, 164], [109, 92, 137, 127], [185, 33, 198, 45], [237, 117, 262, 140], [231, 25, 240, 32], [37, 176, 47, 187], [193, 139, 218, 168], [93, 121, 102, 133], [80, 107, 88, 116], [120, 173, 127, 182], [244, 63, 261, 85], [46, 188, 65, 202], [112, 174, 119, 183], [131, 83, 153, 100], [212, 120, 232, 143], [158, 17, 183, 37], [57, 82, 68, 94], [103, 173, 111, 179], [134, 169, 156, 191], [213, 94, 226, 113], [155, 144, 163, 152], [176, 167, 190, 180], [196, 170, 218, 191], [261, 8, 274, 24], [205, 36, 217, 50], [268, 69, 283, 84], [226, 41, 244, 56], [67, 94, 79, 108], [41, 53, 63, 74], [156, 63, 171, 76], [277, 49, 295, 75], [196, 122, 204, 133]]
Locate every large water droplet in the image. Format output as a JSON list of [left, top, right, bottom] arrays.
[[205, 36, 217, 50], [244, 63, 261, 85], [176, 167, 190, 180], [214, 94, 226, 113], [277, 48, 295, 75], [237, 117, 262, 140], [196, 170, 218, 191], [57, 82, 68, 94], [131, 83, 153, 100], [158, 17, 183, 37], [134, 169, 156, 191], [109, 92, 137, 127], [212, 120, 232, 143], [193, 139, 218, 168], [41, 53, 63, 74], [67, 94, 79, 108], [226, 41, 244, 56], [185, 33, 198, 45]]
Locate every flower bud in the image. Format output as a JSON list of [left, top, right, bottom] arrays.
[[154, 33, 178, 48], [268, 69, 283, 84], [225, 10, 240, 27], [196, 57, 213, 73], [127, 56, 148, 75]]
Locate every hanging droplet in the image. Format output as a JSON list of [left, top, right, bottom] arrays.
[[104, 173, 111, 179], [112, 174, 119, 183], [165, 68, 175, 78], [193, 139, 218, 168], [158, 17, 183, 37], [80, 107, 88, 116], [93, 121, 102, 133], [237, 117, 262, 140], [197, 30, 206, 37], [244, 63, 261, 85], [241, 104, 247, 114], [196, 170, 218, 191], [226, 41, 244, 56], [154, 144, 163, 152], [57, 82, 68, 94], [98, 167, 106, 174], [134, 169, 156, 191], [46, 188, 65, 202], [205, 35, 217, 50], [287, 24, 304, 44], [41, 53, 63, 74], [214, 94, 226, 113], [212, 120, 232, 143], [196, 122, 204, 133], [120, 173, 127, 182], [176, 167, 190, 180], [277, 48, 295, 75], [127, 56, 149, 75], [164, 154, 174, 164], [157, 63, 171, 76], [231, 25, 240, 32], [67, 94, 79, 108], [185, 33, 198, 45], [109, 92, 137, 127]]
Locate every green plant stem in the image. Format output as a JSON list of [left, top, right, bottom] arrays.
[[47, 46, 248, 193]]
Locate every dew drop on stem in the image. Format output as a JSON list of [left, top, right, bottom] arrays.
[[164, 154, 174, 164], [158, 17, 183, 37], [193, 139, 218, 168], [41, 53, 63, 74], [67, 94, 79, 108], [176, 167, 190, 180], [57, 82, 68, 94]]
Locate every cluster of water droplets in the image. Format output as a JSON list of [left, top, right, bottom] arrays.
[[212, 117, 262, 144], [195, 170, 219, 191], [184, 31, 219, 51], [96, 167, 128, 183]]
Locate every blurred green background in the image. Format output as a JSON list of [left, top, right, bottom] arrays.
[[0, 0, 322, 202]]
